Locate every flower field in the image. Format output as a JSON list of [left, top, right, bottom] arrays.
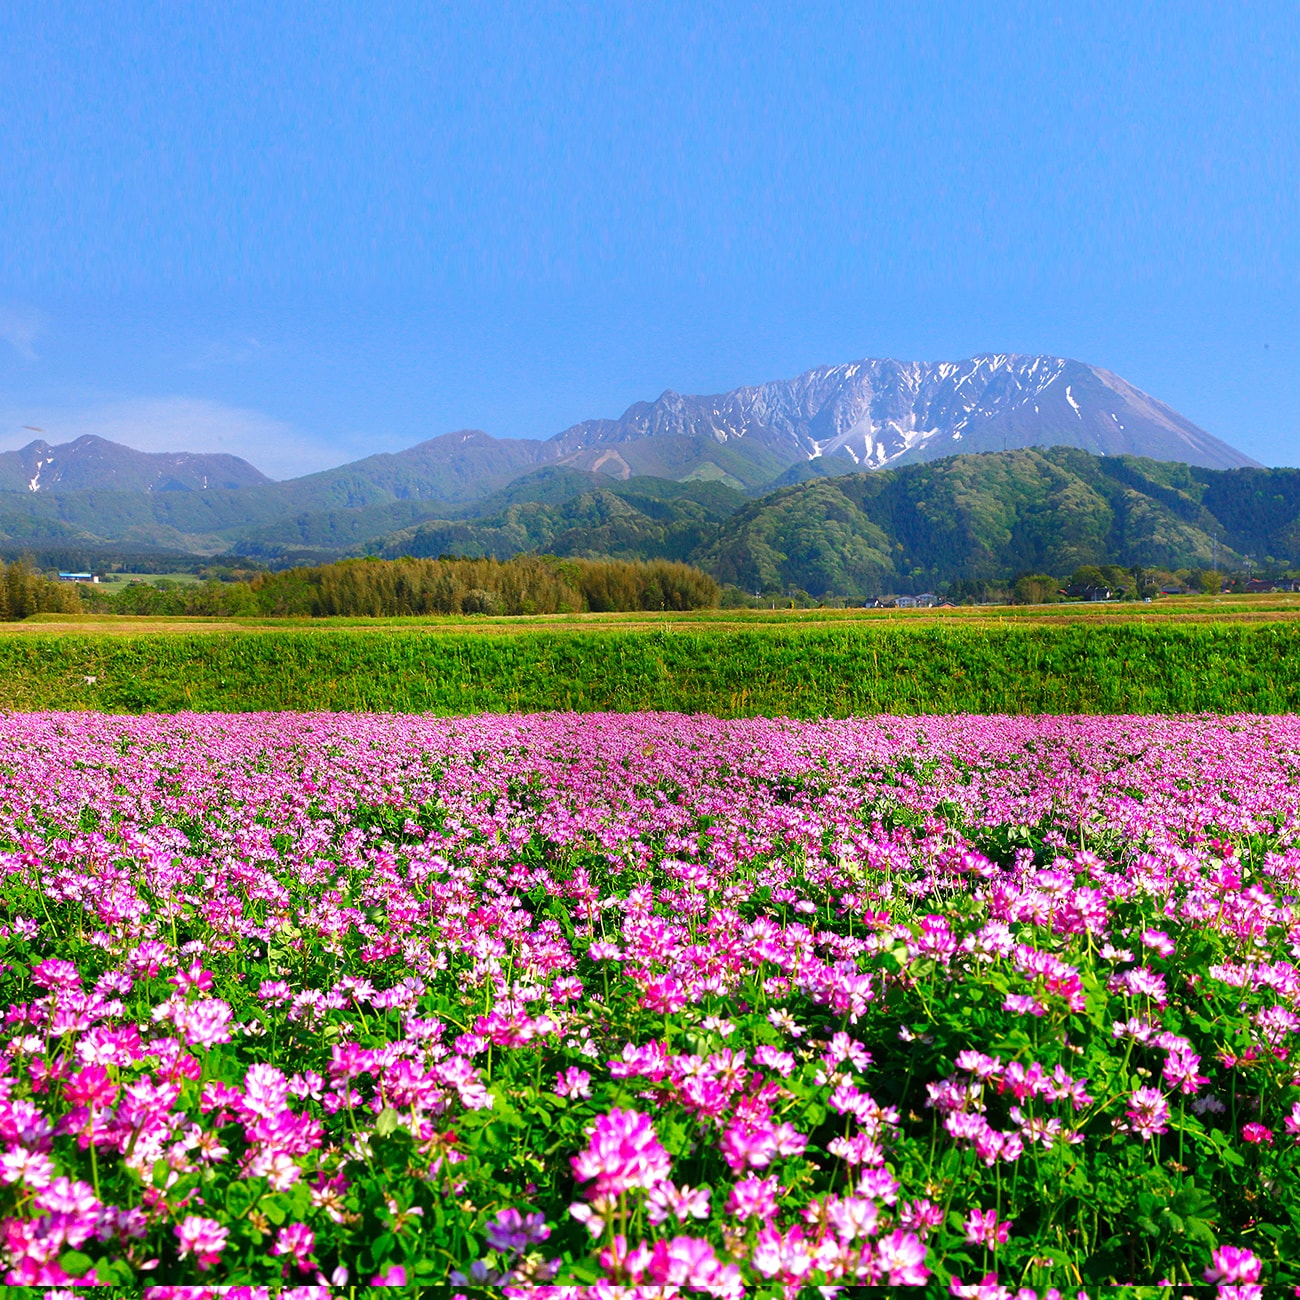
[[1, 711, 1299, 1295]]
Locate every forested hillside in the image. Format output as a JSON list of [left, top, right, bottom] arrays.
[[21, 448, 1300, 601], [364, 447, 1279, 599]]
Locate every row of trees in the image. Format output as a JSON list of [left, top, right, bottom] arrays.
[[1009, 565, 1229, 605], [78, 555, 721, 618], [0, 560, 82, 620]]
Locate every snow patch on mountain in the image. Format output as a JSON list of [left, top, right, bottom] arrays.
[[544, 353, 1257, 474]]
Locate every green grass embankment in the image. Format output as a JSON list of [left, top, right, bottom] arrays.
[[6, 621, 1300, 714]]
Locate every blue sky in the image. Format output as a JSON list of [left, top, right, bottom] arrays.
[[0, 1, 1296, 477]]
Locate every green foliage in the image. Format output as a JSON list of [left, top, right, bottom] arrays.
[[9, 620, 1300, 714], [6, 448, 1300, 598], [373, 481, 742, 567], [696, 448, 1247, 598], [1013, 574, 1063, 605], [0, 559, 83, 620], [78, 555, 720, 619]]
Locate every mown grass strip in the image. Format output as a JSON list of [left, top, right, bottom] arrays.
[[6, 621, 1300, 714]]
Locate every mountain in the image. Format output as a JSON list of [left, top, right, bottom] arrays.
[[0, 353, 1262, 559], [262, 429, 546, 509], [693, 447, 1246, 599], [220, 352, 1255, 552], [9, 444, 1300, 594], [375, 474, 745, 565], [366, 447, 1281, 600], [0, 435, 270, 494], [542, 354, 1257, 479]]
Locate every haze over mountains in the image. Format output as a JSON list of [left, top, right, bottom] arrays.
[[0, 352, 1285, 594]]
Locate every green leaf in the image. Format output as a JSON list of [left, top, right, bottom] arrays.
[[95, 1256, 137, 1285], [288, 1179, 313, 1219], [375, 1106, 403, 1136], [59, 1251, 94, 1279], [226, 1181, 256, 1217]]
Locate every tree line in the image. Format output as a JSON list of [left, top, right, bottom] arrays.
[[0, 560, 82, 620], [76, 555, 720, 618]]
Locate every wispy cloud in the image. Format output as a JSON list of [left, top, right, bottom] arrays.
[[0, 397, 346, 481], [0, 305, 46, 363]]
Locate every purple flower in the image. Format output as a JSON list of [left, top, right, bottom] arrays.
[[1125, 1087, 1170, 1140], [964, 1207, 1011, 1250], [571, 1109, 671, 1196], [876, 1228, 930, 1284], [175, 1215, 229, 1270], [269, 1221, 316, 1271], [1204, 1244, 1262, 1284], [553, 1067, 592, 1099], [485, 1207, 550, 1252]]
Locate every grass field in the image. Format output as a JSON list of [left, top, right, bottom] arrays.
[[4, 596, 1300, 713], [16, 589, 1300, 634], [92, 571, 206, 589]]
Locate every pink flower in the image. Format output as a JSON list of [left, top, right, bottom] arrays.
[[1141, 928, 1176, 957], [1241, 1123, 1273, 1145], [243, 1062, 291, 1118], [34, 1176, 101, 1217], [169, 958, 215, 994], [1204, 1245, 1263, 1284], [63, 1065, 118, 1110], [1125, 1087, 1170, 1140], [174, 998, 233, 1049], [899, 1198, 944, 1236], [949, 1275, 1011, 1299], [269, 1221, 316, 1271], [772, 1121, 808, 1157], [826, 1194, 880, 1242], [1163, 1050, 1209, 1095], [371, 1264, 407, 1285], [553, 1067, 592, 1099], [0, 1146, 55, 1188], [726, 1174, 780, 1219], [1285, 1101, 1300, 1139], [754, 1044, 797, 1076], [571, 1109, 671, 1196], [175, 1215, 229, 1270], [964, 1207, 1011, 1250], [751, 1223, 814, 1282], [1002, 994, 1046, 1017], [644, 1235, 740, 1289], [640, 974, 687, 1014], [857, 1166, 901, 1202], [718, 1117, 805, 1173], [876, 1228, 930, 1284], [646, 1180, 711, 1225], [31, 958, 81, 991], [258, 979, 292, 1006]]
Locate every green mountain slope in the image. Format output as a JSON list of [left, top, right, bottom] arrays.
[[376, 476, 746, 564], [694, 448, 1244, 598], [4, 447, 1300, 601], [357, 447, 1255, 598]]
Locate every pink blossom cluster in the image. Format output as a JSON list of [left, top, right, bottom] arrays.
[[0, 710, 1296, 1288]]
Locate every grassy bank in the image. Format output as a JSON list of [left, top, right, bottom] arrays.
[[6, 619, 1300, 713]]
